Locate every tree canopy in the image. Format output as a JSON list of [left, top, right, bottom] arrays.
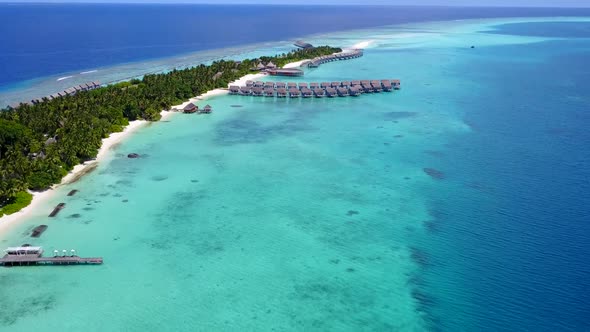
[[0, 46, 341, 210]]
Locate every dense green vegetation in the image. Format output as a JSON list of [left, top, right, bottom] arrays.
[[0, 46, 340, 212], [0, 191, 33, 216]]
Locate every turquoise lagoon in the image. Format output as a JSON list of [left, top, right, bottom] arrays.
[[2, 17, 590, 331]]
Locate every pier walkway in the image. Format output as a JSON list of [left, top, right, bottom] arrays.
[[1, 246, 103, 267]]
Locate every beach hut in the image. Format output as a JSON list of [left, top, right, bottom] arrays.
[[266, 61, 277, 69], [256, 63, 266, 71], [183, 103, 198, 113]]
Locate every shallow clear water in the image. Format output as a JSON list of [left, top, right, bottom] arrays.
[[1, 17, 590, 331]]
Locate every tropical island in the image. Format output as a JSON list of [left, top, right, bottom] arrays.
[[0, 46, 341, 216]]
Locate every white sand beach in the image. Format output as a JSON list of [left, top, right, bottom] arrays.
[[0, 114, 162, 233], [0, 53, 335, 232]]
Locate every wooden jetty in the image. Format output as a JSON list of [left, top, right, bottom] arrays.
[[48, 203, 65, 217], [230, 79, 401, 99], [0, 246, 103, 267]]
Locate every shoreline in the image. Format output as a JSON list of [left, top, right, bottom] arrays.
[[0, 58, 311, 235]]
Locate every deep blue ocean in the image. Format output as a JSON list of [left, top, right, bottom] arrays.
[[419, 22, 590, 330], [1, 4, 590, 331], [1, 4, 590, 87]]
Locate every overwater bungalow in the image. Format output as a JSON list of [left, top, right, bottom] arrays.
[[301, 87, 313, 98], [337, 87, 349, 97], [320, 82, 331, 89], [277, 88, 287, 98], [371, 80, 382, 92], [381, 80, 393, 92], [229, 85, 240, 94], [331, 81, 341, 88], [200, 105, 212, 114], [361, 83, 373, 93], [252, 87, 264, 96], [392, 79, 401, 89], [298, 82, 308, 89], [313, 88, 325, 98], [351, 80, 361, 86], [341, 81, 351, 88], [288, 88, 301, 98], [309, 82, 319, 89], [246, 80, 254, 88], [239, 87, 252, 95], [287, 82, 298, 89], [183, 103, 198, 113], [264, 88, 275, 97], [349, 86, 361, 96], [254, 81, 264, 88], [275, 82, 286, 89], [264, 82, 275, 89], [325, 87, 337, 97]]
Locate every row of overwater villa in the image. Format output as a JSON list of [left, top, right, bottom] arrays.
[[229, 79, 401, 98], [305, 49, 364, 68]]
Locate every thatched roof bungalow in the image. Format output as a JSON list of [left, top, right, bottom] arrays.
[[229, 85, 240, 94], [201, 104, 212, 114], [183, 103, 198, 113]]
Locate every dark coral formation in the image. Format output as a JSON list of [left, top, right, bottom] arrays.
[[423, 168, 445, 180]]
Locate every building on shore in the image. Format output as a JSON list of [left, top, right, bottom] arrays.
[[183, 103, 198, 113], [266, 68, 304, 77], [294, 40, 314, 49]]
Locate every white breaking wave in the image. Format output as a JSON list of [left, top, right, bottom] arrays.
[[57, 75, 73, 81], [80, 70, 98, 74]]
